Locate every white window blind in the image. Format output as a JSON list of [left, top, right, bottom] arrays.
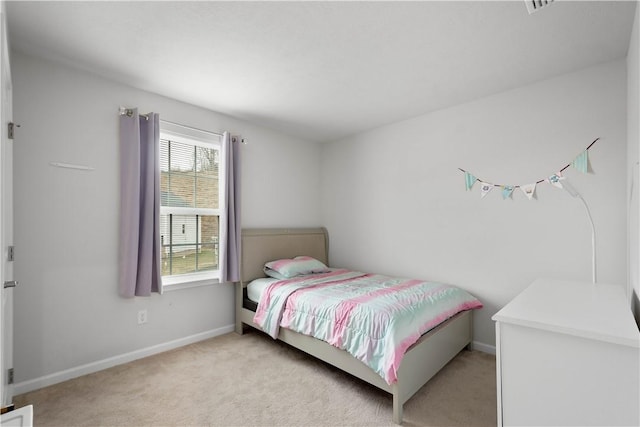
[[159, 122, 223, 287]]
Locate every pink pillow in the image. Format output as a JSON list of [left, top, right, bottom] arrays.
[[264, 256, 329, 279]]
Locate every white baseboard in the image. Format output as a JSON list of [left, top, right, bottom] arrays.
[[471, 340, 496, 355], [14, 324, 235, 395], [14, 327, 494, 395]]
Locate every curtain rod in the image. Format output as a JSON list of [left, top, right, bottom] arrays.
[[119, 106, 148, 120], [119, 107, 247, 143], [119, 107, 244, 141]]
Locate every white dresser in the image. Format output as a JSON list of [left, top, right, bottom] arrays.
[[492, 278, 640, 426]]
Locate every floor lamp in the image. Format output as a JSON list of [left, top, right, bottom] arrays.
[[562, 179, 596, 284]]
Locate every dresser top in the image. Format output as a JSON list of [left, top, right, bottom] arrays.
[[492, 278, 640, 348]]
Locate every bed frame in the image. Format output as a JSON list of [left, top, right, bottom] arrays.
[[234, 227, 473, 425]]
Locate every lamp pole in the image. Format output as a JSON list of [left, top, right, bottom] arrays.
[[562, 179, 596, 284]]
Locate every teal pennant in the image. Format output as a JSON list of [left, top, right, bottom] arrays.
[[465, 172, 477, 191], [502, 186, 514, 199], [571, 150, 589, 174]]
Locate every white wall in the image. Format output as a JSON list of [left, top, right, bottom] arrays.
[[11, 51, 322, 385], [321, 60, 628, 348], [10, 31, 633, 387], [628, 3, 640, 321]]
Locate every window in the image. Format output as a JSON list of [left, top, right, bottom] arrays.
[[159, 121, 223, 289]]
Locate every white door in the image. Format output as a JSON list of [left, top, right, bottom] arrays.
[[0, 1, 15, 409]]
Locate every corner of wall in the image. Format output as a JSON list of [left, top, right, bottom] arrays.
[[633, 289, 640, 330], [627, 1, 640, 308]]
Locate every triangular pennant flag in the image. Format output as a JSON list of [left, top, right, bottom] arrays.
[[571, 150, 589, 174], [520, 183, 537, 200], [502, 186, 514, 199], [464, 172, 477, 191], [480, 183, 493, 199], [547, 172, 565, 189]]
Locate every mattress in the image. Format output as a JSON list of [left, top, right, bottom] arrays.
[[252, 269, 482, 384], [246, 277, 278, 303], [246, 270, 341, 303]]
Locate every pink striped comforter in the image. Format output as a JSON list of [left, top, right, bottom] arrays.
[[253, 269, 482, 384]]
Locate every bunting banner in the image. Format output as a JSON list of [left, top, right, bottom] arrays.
[[520, 183, 537, 200], [502, 186, 514, 199], [480, 183, 493, 199], [465, 172, 477, 191], [571, 150, 589, 173], [547, 172, 565, 189], [459, 138, 600, 201]]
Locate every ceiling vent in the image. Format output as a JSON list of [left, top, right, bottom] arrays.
[[525, 0, 555, 14]]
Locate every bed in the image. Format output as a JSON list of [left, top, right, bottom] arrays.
[[234, 227, 480, 424]]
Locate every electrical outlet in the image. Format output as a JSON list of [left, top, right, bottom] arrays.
[[137, 309, 148, 325]]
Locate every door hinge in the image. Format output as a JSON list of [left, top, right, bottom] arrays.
[[7, 246, 14, 262], [7, 368, 14, 385], [7, 122, 19, 140]]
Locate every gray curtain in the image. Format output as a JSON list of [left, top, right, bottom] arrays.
[[220, 132, 241, 282], [119, 109, 162, 297]]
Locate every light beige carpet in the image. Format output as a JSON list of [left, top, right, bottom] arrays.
[[14, 331, 497, 427]]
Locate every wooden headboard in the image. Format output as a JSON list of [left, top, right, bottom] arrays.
[[240, 227, 329, 285]]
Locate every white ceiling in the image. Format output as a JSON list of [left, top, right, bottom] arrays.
[[6, 1, 637, 142]]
